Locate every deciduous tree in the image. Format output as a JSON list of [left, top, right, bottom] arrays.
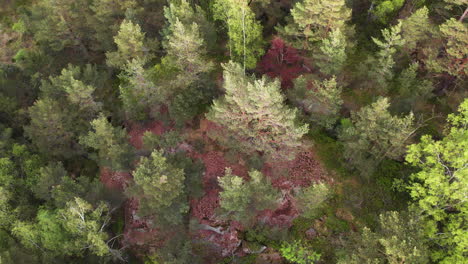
[[406, 99, 468, 263], [212, 0, 264, 69]]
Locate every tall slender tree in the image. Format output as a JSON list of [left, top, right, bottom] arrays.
[[212, 0, 264, 69]]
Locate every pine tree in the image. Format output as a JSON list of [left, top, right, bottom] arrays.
[[89, 0, 138, 51], [289, 75, 343, 129], [106, 19, 150, 69], [400, 7, 434, 53], [80, 115, 134, 171], [126, 150, 188, 225], [396, 62, 433, 110], [212, 0, 264, 69], [119, 59, 159, 120], [162, 0, 216, 50], [164, 20, 213, 87], [313, 29, 348, 76], [427, 18, 468, 77], [207, 62, 309, 160], [29, 0, 93, 56], [339, 97, 416, 176], [369, 22, 406, 91], [406, 99, 468, 263], [218, 168, 280, 223], [25, 65, 101, 158], [277, 0, 352, 49], [339, 211, 429, 264]]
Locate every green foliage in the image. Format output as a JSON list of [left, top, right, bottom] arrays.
[[314, 29, 348, 76], [395, 62, 433, 110], [165, 20, 213, 86], [279, 240, 321, 264], [405, 99, 468, 263], [126, 150, 188, 225], [339, 97, 416, 176], [162, 0, 216, 50], [80, 115, 134, 171], [370, 22, 405, 91], [106, 19, 150, 69], [289, 75, 343, 129], [24, 65, 102, 158], [277, 0, 352, 49], [13, 198, 111, 257], [427, 18, 468, 77], [371, 0, 405, 24], [29, 0, 93, 54], [296, 183, 330, 219], [207, 62, 309, 160], [218, 168, 280, 223], [338, 211, 429, 264], [212, 0, 264, 69], [400, 7, 433, 53]]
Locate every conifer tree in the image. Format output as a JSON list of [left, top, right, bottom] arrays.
[[369, 22, 405, 90], [339, 97, 416, 176], [25, 65, 102, 158], [212, 0, 264, 69], [126, 150, 188, 225], [162, 0, 216, 50], [218, 168, 280, 223], [29, 0, 93, 56], [207, 62, 309, 160], [289, 76, 343, 129], [106, 19, 150, 69], [277, 0, 352, 49], [339, 211, 429, 264], [164, 20, 213, 87], [80, 115, 134, 171], [427, 18, 468, 77], [119, 59, 159, 120], [396, 62, 433, 110], [400, 7, 434, 53], [313, 29, 347, 76], [89, 0, 138, 51]]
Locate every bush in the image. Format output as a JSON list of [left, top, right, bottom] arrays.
[[280, 240, 321, 264]]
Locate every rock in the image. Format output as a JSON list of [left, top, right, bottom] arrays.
[[305, 228, 318, 240]]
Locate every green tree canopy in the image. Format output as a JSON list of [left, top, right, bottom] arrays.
[[406, 99, 468, 263], [212, 0, 264, 69], [207, 62, 309, 160], [80, 115, 134, 171], [218, 168, 280, 223], [126, 150, 188, 225], [339, 97, 416, 176]]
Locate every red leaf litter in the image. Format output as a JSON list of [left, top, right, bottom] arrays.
[[189, 151, 249, 257], [122, 198, 163, 255], [99, 167, 132, 191], [257, 194, 299, 228], [258, 37, 310, 89], [127, 121, 166, 149], [262, 151, 329, 190]]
